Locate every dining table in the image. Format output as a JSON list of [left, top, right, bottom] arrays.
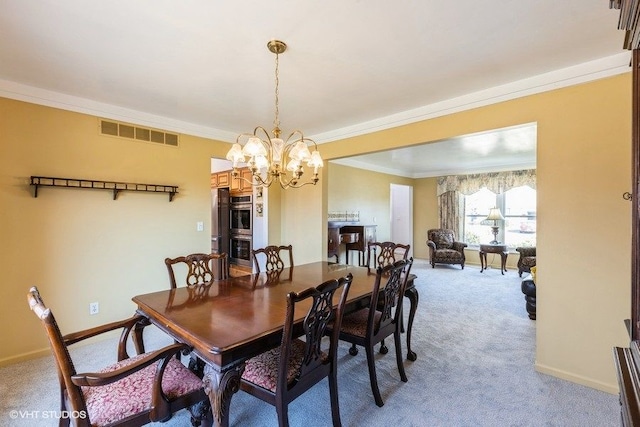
[[132, 261, 418, 427]]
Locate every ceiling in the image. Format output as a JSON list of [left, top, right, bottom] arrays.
[[0, 1, 631, 177]]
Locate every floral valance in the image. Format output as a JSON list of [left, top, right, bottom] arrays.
[[436, 169, 536, 196]]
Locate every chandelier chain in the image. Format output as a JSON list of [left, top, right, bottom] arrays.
[[273, 51, 280, 132]]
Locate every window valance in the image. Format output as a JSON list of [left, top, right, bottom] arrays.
[[436, 169, 536, 196]]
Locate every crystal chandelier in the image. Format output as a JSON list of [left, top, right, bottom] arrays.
[[225, 40, 323, 189]]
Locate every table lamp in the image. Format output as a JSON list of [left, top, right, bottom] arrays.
[[486, 207, 505, 244]]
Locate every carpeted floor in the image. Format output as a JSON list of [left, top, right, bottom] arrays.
[[0, 259, 620, 426]]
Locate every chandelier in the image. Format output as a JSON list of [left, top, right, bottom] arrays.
[[225, 40, 323, 189]]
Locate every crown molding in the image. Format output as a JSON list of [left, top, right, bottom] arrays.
[[312, 52, 632, 143], [0, 80, 236, 142], [0, 51, 631, 144]]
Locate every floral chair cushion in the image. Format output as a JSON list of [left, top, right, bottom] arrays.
[[339, 308, 382, 338], [83, 353, 204, 426], [434, 248, 464, 262], [242, 339, 324, 393]]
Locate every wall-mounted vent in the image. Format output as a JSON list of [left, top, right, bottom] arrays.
[[99, 119, 179, 147]]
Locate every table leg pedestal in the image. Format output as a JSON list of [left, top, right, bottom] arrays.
[[203, 362, 245, 427]]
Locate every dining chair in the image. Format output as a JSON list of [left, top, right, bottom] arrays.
[[165, 252, 229, 288], [365, 241, 413, 355], [329, 258, 413, 407], [164, 252, 229, 373], [252, 244, 294, 273], [240, 274, 353, 427], [366, 241, 410, 273], [27, 286, 211, 427]]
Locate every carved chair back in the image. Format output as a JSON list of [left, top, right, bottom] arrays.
[[165, 252, 228, 289], [251, 244, 293, 273], [366, 241, 410, 273]]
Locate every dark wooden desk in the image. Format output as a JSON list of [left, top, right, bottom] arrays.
[[479, 243, 508, 274], [133, 262, 417, 427]]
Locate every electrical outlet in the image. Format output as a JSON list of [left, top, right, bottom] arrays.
[[89, 302, 99, 315]]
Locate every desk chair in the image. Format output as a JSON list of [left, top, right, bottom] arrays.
[[329, 258, 413, 407], [240, 274, 353, 427], [27, 286, 210, 427]]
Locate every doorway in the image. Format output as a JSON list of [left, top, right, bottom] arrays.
[[390, 183, 413, 256]]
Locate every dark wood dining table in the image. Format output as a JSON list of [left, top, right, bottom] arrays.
[[132, 261, 418, 427]]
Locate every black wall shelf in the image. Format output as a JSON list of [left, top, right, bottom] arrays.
[[30, 176, 178, 201]]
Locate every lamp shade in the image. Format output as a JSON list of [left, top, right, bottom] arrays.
[[486, 207, 505, 221]]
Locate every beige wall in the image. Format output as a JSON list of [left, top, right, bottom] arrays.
[[0, 98, 229, 362], [327, 163, 414, 259], [318, 74, 632, 393], [1, 71, 633, 394]]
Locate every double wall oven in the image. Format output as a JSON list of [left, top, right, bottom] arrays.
[[229, 194, 252, 267]]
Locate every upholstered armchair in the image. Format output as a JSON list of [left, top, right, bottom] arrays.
[[427, 229, 467, 269], [516, 246, 537, 277]]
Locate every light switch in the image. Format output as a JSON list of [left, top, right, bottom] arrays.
[[196, 221, 204, 232]]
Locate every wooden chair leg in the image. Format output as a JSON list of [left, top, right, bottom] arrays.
[[275, 400, 289, 427], [379, 339, 388, 354], [365, 344, 384, 407], [394, 331, 408, 383], [329, 370, 342, 427]]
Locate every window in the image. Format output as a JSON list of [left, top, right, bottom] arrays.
[[463, 185, 536, 249]]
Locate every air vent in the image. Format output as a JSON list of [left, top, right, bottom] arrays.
[[99, 119, 179, 147]]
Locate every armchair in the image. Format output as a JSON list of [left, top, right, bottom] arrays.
[[516, 246, 537, 277], [27, 286, 210, 427], [426, 229, 467, 269]]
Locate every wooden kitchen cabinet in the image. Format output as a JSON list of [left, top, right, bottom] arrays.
[[231, 167, 253, 193], [211, 170, 230, 188]]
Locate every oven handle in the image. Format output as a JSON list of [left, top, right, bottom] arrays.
[[231, 235, 252, 241], [230, 203, 252, 208]]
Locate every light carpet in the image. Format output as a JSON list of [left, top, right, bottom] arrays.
[[0, 260, 620, 426]]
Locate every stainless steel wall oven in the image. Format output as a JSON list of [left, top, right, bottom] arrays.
[[229, 194, 253, 267], [230, 194, 252, 236], [229, 233, 252, 267]]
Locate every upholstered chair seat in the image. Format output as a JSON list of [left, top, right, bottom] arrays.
[[339, 309, 382, 338], [242, 339, 327, 393], [85, 353, 205, 426]]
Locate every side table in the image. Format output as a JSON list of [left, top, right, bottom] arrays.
[[479, 243, 508, 274]]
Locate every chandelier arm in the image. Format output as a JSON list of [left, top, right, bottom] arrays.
[[279, 174, 319, 189], [285, 131, 320, 151], [253, 126, 272, 141]]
